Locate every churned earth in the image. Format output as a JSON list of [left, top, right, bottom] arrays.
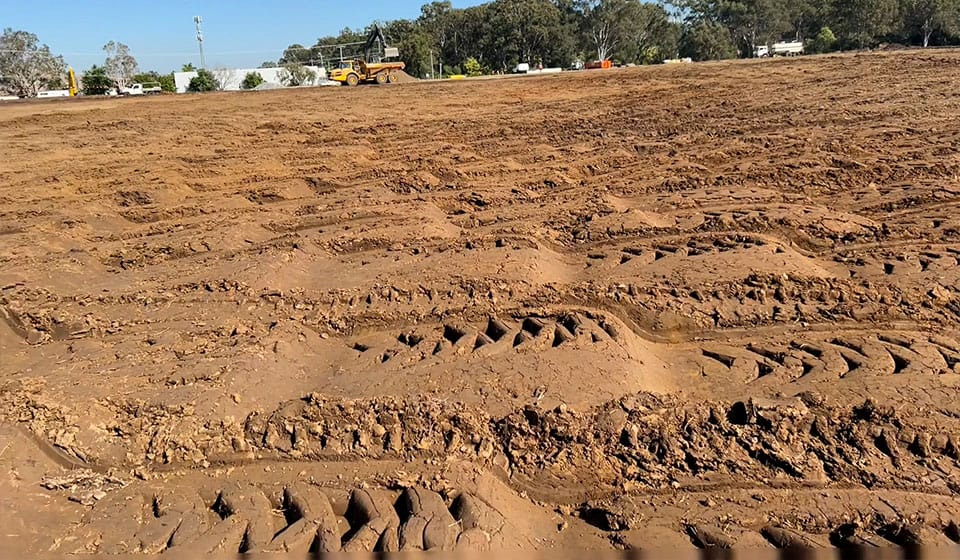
[[1, 49, 959, 555]]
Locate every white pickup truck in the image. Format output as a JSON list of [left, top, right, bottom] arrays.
[[755, 41, 804, 58], [120, 82, 163, 96]]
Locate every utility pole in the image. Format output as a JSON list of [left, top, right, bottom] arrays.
[[430, 50, 434, 79], [194, 16, 206, 69]]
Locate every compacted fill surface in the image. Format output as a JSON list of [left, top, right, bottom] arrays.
[[1, 50, 959, 555]]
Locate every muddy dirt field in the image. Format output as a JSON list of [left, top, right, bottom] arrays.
[[2, 50, 960, 555]]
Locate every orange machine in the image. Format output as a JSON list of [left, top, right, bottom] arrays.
[[585, 60, 613, 70]]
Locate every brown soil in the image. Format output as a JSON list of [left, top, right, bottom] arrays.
[[2, 50, 960, 555], [389, 69, 418, 83]]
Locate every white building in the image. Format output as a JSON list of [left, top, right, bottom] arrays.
[[173, 66, 327, 93]]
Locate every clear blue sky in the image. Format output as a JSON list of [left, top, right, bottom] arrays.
[[7, 1, 483, 73]]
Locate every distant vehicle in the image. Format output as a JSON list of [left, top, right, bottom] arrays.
[[36, 90, 71, 98], [119, 84, 143, 95], [585, 60, 613, 70], [32, 69, 79, 99], [514, 63, 530, 74], [756, 41, 804, 58], [330, 59, 405, 86], [117, 83, 162, 96], [328, 25, 406, 86]]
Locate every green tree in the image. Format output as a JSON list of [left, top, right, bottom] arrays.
[[103, 41, 138, 89], [241, 71, 265, 89], [131, 70, 174, 91], [157, 73, 175, 92], [808, 25, 838, 52], [181, 62, 196, 72], [279, 44, 313, 65], [45, 74, 66, 89], [380, 19, 429, 77], [132, 71, 157, 84], [620, 2, 682, 63], [81, 65, 113, 95], [577, 0, 633, 61], [455, 4, 496, 69], [680, 19, 739, 60], [418, 1, 456, 72], [260, 61, 277, 68], [830, 0, 899, 48], [279, 63, 317, 86], [304, 27, 368, 68], [187, 68, 217, 92], [0, 28, 67, 97], [783, 0, 829, 41], [676, 0, 790, 57], [463, 56, 484, 76], [901, 0, 960, 46], [486, 0, 574, 70]]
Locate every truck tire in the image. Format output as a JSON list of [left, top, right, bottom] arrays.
[[375, 73, 388, 85], [387, 72, 398, 84], [346, 74, 360, 87]]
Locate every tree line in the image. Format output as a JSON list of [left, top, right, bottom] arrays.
[[2, 2, 958, 96], [275, 0, 959, 76]]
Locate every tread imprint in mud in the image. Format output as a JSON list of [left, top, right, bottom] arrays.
[[347, 313, 619, 368], [59, 485, 505, 554], [696, 332, 960, 384], [57, 478, 960, 554]]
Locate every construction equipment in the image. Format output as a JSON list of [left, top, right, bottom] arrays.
[[329, 25, 405, 86], [68, 68, 78, 96], [585, 60, 613, 70], [755, 41, 805, 58]]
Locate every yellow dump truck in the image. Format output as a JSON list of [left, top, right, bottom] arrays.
[[330, 60, 406, 86], [328, 25, 405, 86]]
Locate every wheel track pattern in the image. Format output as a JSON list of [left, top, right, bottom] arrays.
[[694, 332, 960, 385], [56, 484, 510, 554], [49, 475, 960, 554], [350, 312, 622, 368]]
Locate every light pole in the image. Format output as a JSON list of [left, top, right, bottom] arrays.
[[194, 16, 206, 69]]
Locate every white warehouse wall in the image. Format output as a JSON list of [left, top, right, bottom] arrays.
[[173, 66, 326, 93]]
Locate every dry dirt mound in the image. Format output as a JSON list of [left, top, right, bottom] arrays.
[[3, 383, 958, 497], [2, 49, 960, 555], [389, 69, 418, 83]]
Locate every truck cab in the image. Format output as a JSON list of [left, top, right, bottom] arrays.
[[120, 84, 144, 96], [330, 61, 363, 85]]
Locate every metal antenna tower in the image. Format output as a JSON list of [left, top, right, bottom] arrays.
[[194, 16, 206, 69]]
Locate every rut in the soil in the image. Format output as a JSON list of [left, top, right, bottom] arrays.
[[53, 475, 960, 554], [56, 484, 509, 554]]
